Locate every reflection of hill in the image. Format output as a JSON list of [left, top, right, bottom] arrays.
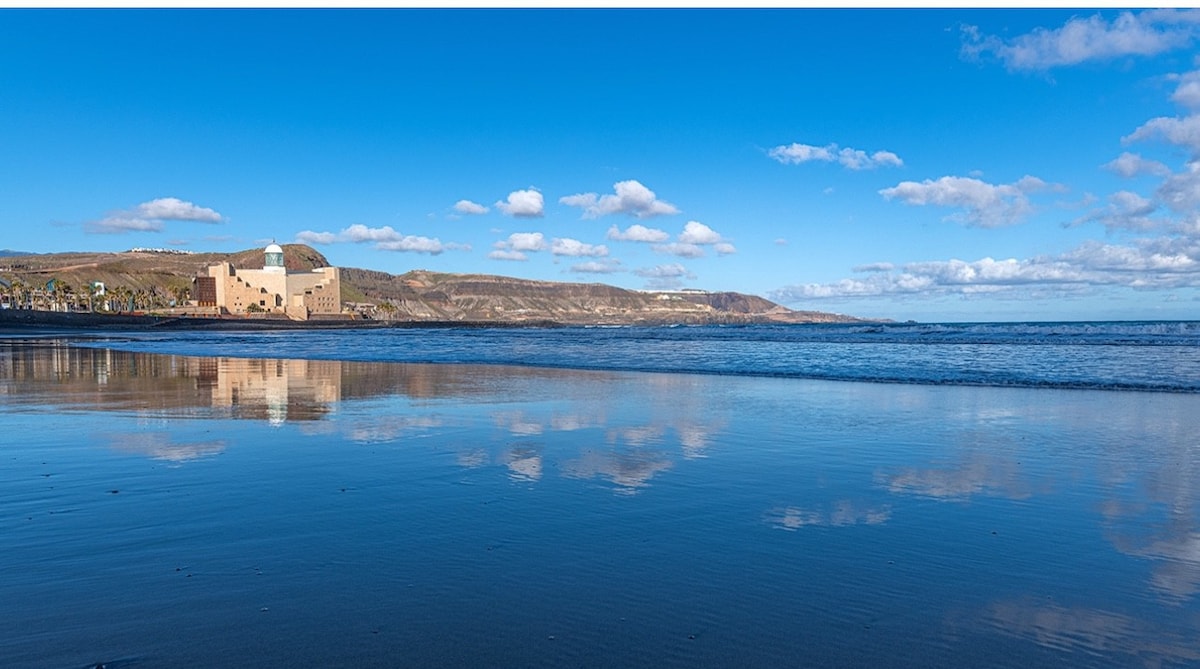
[[0, 342, 643, 425], [1, 342, 541, 424]]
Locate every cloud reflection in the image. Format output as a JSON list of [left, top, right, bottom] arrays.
[[108, 433, 226, 463], [978, 598, 1200, 665], [765, 501, 892, 530]]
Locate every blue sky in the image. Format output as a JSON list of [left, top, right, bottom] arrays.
[[3, 9, 1200, 322]]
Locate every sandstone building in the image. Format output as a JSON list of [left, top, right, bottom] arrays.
[[195, 243, 341, 320]]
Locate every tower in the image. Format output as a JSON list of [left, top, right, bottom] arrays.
[[264, 243, 285, 273]]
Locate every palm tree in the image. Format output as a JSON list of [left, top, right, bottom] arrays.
[[108, 285, 131, 313], [11, 279, 27, 309], [57, 280, 75, 312], [170, 284, 190, 307]]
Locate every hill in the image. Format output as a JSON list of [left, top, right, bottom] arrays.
[[0, 245, 871, 325]]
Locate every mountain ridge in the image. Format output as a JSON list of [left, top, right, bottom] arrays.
[[0, 245, 875, 325]]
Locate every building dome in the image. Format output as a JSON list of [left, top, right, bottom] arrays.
[[264, 243, 285, 271]]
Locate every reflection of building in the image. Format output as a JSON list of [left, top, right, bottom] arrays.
[[206, 358, 343, 425], [194, 243, 341, 320]]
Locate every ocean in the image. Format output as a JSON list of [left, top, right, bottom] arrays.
[[2, 322, 1199, 668]]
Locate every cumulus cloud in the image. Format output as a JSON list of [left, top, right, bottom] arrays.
[[1104, 152, 1171, 178], [500, 232, 547, 252], [678, 220, 722, 244], [135, 198, 223, 222], [606, 224, 670, 243], [487, 249, 529, 262], [649, 221, 737, 258], [570, 259, 623, 274], [495, 189, 544, 218], [768, 142, 903, 170], [770, 233, 1200, 303], [454, 199, 489, 215], [961, 10, 1200, 71], [295, 231, 337, 245], [634, 263, 696, 290], [292, 223, 467, 255], [1124, 115, 1200, 157], [491, 231, 607, 260], [879, 175, 1050, 227], [1156, 164, 1200, 213], [551, 237, 608, 258], [1072, 191, 1160, 232], [1170, 70, 1200, 109], [85, 197, 224, 234], [559, 180, 680, 219], [651, 242, 705, 259], [854, 262, 896, 272]]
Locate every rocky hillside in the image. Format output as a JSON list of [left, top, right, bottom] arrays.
[[0, 245, 871, 325]]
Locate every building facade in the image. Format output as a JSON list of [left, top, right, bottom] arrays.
[[202, 244, 342, 320]]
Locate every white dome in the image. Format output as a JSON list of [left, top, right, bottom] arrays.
[[265, 243, 284, 254]]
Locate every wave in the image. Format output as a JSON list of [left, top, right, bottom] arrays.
[[67, 321, 1200, 394]]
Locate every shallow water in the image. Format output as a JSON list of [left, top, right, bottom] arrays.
[[66, 321, 1200, 392], [3, 342, 1200, 667]]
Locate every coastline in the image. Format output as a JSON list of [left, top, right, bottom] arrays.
[[0, 309, 566, 332]]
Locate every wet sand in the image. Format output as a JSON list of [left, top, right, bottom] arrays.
[[3, 343, 1200, 668]]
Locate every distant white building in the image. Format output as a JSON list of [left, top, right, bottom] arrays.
[[196, 243, 341, 320]]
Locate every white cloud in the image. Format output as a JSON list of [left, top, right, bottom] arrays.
[[635, 263, 696, 290], [85, 197, 224, 234], [1071, 190, 1160, 232], [341, 223, 403, 243], [1104, 152, 1171, 178], [551, 237, 608, 258], [570, 259, 623, 274], [678, 221, 722, 245], [650, 221, 737, 258], [1124, 114, 1200, 157], [651, 242, 705, 259], [290, 223, 465, 255], [1157, 164, 1200, 213], [767, 143, 834, 164], [837, 147, 904, 170], [295, 230, 337, 245], [488, 249, 528, 262], [961, 10, 1200, 71], [559, 180, 680, 219], [854, 262, 896, 272], [770, 233, 1200, 303], [454, 199, 489, 215], [1171, 70, 1200, 109], [495, 189, 544, 218], [490, 231, 588, 261], [879, 175, 1049, 228], [504, 232, 547, 252], [87, 216, 164, 234], [377, 236, 459, 254], [135, 197, 223, 223], [606, 223, 670, 243], [768, 142, 903, 170]]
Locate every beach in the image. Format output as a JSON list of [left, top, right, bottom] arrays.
[[4, 339, 1200, 668]]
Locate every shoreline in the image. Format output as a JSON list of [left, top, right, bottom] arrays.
[[0, 309, 567, 332]]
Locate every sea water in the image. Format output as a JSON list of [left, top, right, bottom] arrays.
[[2, 323, 1199, 668], [67, 321, 1200, 391]]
